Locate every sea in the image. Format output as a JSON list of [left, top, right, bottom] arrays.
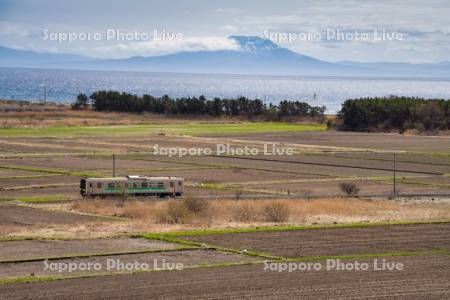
[[1, 67, 450, 113]]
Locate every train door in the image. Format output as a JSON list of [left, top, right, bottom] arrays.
[[169, 181, 175, 196], [87, 181, 94, 194]]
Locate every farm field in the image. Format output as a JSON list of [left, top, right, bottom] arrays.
[[0, 203, 104, 227], [0, 249, 257, 279], [0, 121, 449, 229], [0, 117, 449, 298], [0, 237, 182, 262], [0, 134, 449, 201], [182, 223, 450, 258], [215, 131, 450, 153], [1, 255, 449, 299], [0, 223, 448, 299]]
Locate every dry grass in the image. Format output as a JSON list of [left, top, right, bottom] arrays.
[[71, 199, 166, 222], [0, 110, 167, 128], [263, 201, 290, 222], [231, 202, 259, 222], [182, 197, 210, 214], [70, 197, 450, 226], [0, 101, 248, 128], [1, 197, 449, 239], [158, 200, 191, 224]]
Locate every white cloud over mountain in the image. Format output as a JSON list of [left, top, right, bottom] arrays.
[[0, 0, 449, 62]]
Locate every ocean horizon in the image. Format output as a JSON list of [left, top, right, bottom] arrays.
[[1, 67, 450, 113]]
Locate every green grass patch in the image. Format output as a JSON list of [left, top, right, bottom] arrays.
[[0, 122, 326, 137], [0, 236, 34, 242], [0, 275, 60, 286]]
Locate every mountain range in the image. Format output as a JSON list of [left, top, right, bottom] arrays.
[[1, 36, 449, 77]]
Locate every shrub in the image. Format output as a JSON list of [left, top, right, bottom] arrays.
[[182, 197, 209, 214], [71, 93, 89, 110], [326, 119, 334, 129], [339, 182, 360, 196], [232, 202, 258, 222], [263, 201, 290, 222], [158, 201, 190, 224], [338, 97, 450, 132]]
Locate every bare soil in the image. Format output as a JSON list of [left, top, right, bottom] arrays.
[[149, 168, 322, 184], [0, 249, 258, 279], [216, 131, 450, 153], [258, 180, 450, 197], [162, 154, 447, 178], [0, 175, 79, 189], [1, 156, 185, 172], [315, 151, 450, 166], [0, 203, 104, 227], [0, 255, 448, 299], [0, 185, 78, 198], [182, 223, 450, 258], [0, 169, 45, 177], [0, 238, 180, 262]]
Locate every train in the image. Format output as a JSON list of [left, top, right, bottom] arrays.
[[80, 175, 184, 197]]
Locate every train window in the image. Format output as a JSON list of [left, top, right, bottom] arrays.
[[97, 183, 102, 188], [142, 182, 148, 188], [133, 182, 138, 188], [89, 183, 92, 188], [178, 181, 182, 186], [108, 183, 114, 188], [157, 182, 164, 187], [170, 182, 174, 188]]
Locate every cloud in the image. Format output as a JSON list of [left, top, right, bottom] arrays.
[[214, 8, 242, 14], [1, 0, 449, 63], [237, 1, 450, 37], [87, 37, 240, 58], [0, 21, 31, 37], [219, 25, 239, 33]]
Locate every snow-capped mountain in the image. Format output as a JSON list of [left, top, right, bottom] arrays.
[[231, 35, 281, 53], [1, 36, 449, 77]]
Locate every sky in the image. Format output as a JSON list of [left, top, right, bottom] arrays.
[[0, 0, 449, 63]]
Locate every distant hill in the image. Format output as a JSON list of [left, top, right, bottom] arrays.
[[1, 36, 449, 77], [0, 46, 93, 68]]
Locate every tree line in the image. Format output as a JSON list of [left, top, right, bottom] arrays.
[[338, 96, 450, 132], [72, 91, 326, 119]]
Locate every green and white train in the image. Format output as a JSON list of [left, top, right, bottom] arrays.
[[80, 175, 184, 197]]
